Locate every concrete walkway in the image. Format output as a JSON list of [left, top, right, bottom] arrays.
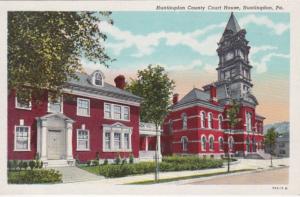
[[51, 166, 104, 183], [67, 158, 288, 185]]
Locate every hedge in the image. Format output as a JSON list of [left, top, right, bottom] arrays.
[[93, 157, 223, 178], [8, 169, 62, 184]]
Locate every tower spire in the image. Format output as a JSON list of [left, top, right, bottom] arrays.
[[224, 12, 241, 34]]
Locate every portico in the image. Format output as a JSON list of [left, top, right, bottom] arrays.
[[36, 113, 75, 167]]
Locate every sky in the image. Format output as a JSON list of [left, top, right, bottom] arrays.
[[82, 12, 290, 125]]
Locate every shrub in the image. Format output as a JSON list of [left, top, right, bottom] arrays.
[[8, 161, 13, 171], [122, 159, 127, 165], [114, 155, 121, 165], [103, 159, 108, 165], [129, 154, 134, 164], [18, 161, 23, 171], [36, 160, 41, 169], [8, 169, 62, 184], [40, 161, 43, 169], [87, 160, 91, 166], [92, 160, 99, 166], [29, 160, 36, 170], [22, 161, 28, 171], [13, 160, 18, 171]]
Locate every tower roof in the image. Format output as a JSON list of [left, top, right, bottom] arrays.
[[224, 12, 241, 34]]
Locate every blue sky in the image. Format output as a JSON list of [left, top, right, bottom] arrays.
[[82, 12, 290, 124]]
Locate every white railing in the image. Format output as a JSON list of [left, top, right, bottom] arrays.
[[139, 122, 162, 136]]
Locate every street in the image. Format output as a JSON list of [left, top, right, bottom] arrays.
[[187, 167, 288, 185]]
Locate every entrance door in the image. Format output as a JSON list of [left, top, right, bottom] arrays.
[[47, 130, 65, 159]]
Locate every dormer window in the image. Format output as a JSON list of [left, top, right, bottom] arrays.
[[94, 72, 103, 86]]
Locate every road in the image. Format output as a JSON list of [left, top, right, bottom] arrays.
[[188, 167, 288, 185]]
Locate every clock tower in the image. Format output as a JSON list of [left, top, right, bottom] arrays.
[[207, 12, 258, 106]]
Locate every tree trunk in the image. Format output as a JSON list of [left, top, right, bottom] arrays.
[[154, 124, 159, 182]]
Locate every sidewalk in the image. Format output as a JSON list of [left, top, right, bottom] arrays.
[[67, 158, 289, 185]]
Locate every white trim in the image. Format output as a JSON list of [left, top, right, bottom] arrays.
[[63, 88, 140, 107], [15, 97, 32, 110], [104, 102, 130, 122], [218, 114, 223, 130], [14, 125, 31, 151], [208, 134, 214, 151], [76, 97, 90, 117], [181, 136, 188, 151], [92, 71, 104, 87], [200, 111, 206, 128], [76, 129, 90, 151], [207, 112, 213, 129], [201, 135, 207, 151], [47, 94, 63, 113], [218, 136, 224, 151]]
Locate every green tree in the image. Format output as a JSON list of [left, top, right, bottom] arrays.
[[225, 99, 240, 173], [126, 64, 175, 182], [264, 127, 278, 167], [8, 11, 113, 102]]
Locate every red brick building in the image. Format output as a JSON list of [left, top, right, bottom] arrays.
[[161, 13, 265, 158]]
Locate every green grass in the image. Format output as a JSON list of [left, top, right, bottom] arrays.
[[127, 169, 253, 185]]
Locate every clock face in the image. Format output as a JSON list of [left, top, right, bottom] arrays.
[[225, 51, 234, 61]]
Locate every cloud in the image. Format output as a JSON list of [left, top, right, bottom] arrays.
[[239, 14, 289, 35], [166, 59, 203, 71], [254, 53, 289, 73]]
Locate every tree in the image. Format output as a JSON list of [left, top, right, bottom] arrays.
[[8, 11, 113, 103], [126, 64, 175, 182], [225, 99, 240, 173], [264, 127, 278, 167]]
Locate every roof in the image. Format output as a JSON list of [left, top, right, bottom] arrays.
[[256, 114, 266, 120], [176, 88, 210, 106], [65, 72, 142, 103], [225, 12, 241, 34]]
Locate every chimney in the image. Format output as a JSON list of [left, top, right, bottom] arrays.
[[210, 84, 218, 105], [114, 75, 126, 90], [173, 93, 179, 105]]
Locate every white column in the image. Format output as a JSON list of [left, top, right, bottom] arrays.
[[40, 119, 47, 160], [145, 136, 148, 151], [66, 120, 73, 160], [157, 134, 161, 157]]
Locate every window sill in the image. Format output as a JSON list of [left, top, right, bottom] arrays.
[[76, 149, 90, 152], [76, 114, 90, 117], [104, 117, 130, 122], [14, 149, 31, 152], [103, 149, 132, 152], [15, 107, 31, 111]]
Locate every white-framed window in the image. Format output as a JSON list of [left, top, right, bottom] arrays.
[[77, 98, 90, 116], [228, 136, 234, 150], [209, 136, 214, 150], [168, 120, 173, 134], [246, 112, 252, 131], [181, 136, 188, 152], [104, 103, 130, 121], [14, 126, 30, 151], [94, 72, 103, 86], [201, 136, 207, 151], [208, 113, 213, 129], [218, 114, 223, 130], [77, 129, 90, 151], [114, 133, 121, 149], [48, 94, 63, 113], [182, 113, 187, 129], [15, 97, 31, 110], [219, 137, 224, 151], [103, 125, 132, 152], [200, 111, 206, 128]]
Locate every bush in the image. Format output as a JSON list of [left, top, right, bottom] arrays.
[[7, 161, 13, 171], [122, 159, 127, 165], [40, 161, 43, 169], [36, 160, 41, 169], [18, 161, 23, 171], [29, 160, 36, 170], [114, 155, 121, 165], [13, 160, 18, 171], [87, 160, 91, 166], [129, 154, 134, 164], [103, 159, 108, 165], [22, 161, 28, 170], [92, 160, 99, 166], [8, 169, 62, 184]]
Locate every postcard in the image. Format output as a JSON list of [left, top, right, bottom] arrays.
[[0, 0, 299, 195]]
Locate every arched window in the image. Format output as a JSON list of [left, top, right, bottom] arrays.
[[168, 120, 173, 134], [228, 136, 234, 151], [181, 136, 188, 152], [94, 72, 103, 86], [200, 111, 206, 128], [201, 136, 207, 151], [246, 112, 252, 131], [209, 136, 214, 150], [208, 113, 213, 129], [219, 137, 224, 151], [182, 113, 187, 129], [218, 114, 223, 130]]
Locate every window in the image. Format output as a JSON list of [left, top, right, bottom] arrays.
[[201, 136, 207, 151], [181, 137, 188, 152], [218, 115, 223, 130], [15, 97, 31, 110], [15, 126, 30, 151], [48, 94, 62, 113], [77, 129, 89, 151], [123, 106, 129, 120], [246, 112, 252, 131], [94, 72, 103, 86], [168, 120, 173, 134], [228, 137, 234, 150], [209, 136, 214, 150], [114, 133, 121, 149], [124, 133, 130, 149], [105, 132, 111, 150], [77, 98, 90, 116], [279, 143, 285, 148], [208, 113, 213, 129], [104, 103, 130, 121], [114, 105, 121, 120], [246, 137, 250, 152], [182, 113, 187, 129], [104, 104, 112, 119], [219, 137, 224, 151], [200, 111, 206, 128]]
